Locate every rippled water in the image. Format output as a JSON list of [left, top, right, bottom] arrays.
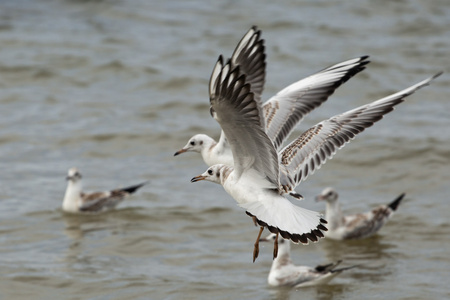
[[0, 0, 449, 299]]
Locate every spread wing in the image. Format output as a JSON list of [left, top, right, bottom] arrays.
[[230, 26, 266, 105], [264, 56, 370, 150], [279, 72, 442, 190], [209, 56, 278, 185], [217, 26, 267, 150]]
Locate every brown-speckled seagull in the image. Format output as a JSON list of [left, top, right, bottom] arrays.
[[62, 167, 147, 213], [260, 233, 356, 287], [316, 187, 405, 240]]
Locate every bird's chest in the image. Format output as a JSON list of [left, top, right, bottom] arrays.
[[223, 175, 268, 205]]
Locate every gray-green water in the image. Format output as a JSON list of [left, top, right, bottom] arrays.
[[0, 0, 449, 299]]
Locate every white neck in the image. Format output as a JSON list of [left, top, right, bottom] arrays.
[[325, 200, 344, 230], [271, 241, 293, 271], [202, 138, 234, 167], [62, 180, 82, 212]]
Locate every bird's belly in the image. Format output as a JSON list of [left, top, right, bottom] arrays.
[[223, 180, 266, 205]]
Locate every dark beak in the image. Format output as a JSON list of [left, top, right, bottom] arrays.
[[191, 175, 206, 183], [174, 148, 187, 156]]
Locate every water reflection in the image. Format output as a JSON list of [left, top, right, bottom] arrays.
[[320, 236, 396, 284], [61, 211, 111, 240], [321, 235, 396, 261]]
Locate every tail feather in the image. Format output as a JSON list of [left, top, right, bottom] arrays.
[[241, 197, 327, 244], [388, 193, 405, 211], [120, 181, 148, 194]]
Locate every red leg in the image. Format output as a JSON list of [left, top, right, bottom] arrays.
[[273, 232, 279, 259], [253, 226, 264, 263]]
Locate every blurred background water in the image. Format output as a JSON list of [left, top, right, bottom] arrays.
[[0, 0, 448, 299]]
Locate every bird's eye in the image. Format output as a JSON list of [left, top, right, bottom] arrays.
[[190, 141, 195, 146], [207, 169, 213, 175], [199, 141, 203, 145]]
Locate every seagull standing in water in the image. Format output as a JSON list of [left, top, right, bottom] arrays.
[[175, 26, 370, 173], [316, 187, 405, 240], [190, 41, 440, 261], [260, 233, 356, 287], [62, 167, 147, 213]]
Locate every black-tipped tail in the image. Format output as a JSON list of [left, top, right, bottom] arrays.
[[315, 260, 342, 272], [120, 182, 148, 194], [245, 211, 327, 244], [388, 193, 405, 211], [316, 260, 359, 274]]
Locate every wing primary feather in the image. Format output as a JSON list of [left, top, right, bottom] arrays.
[[280, 72, 442, 190]]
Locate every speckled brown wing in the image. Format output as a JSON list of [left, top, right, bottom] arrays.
[[342, 206, 391, 239], [264, 56, 369, 151], [79, 182, 147, 212], [342, 193, 405, 239], [278, 73, 441, 192], [79, 191, 125, 212]]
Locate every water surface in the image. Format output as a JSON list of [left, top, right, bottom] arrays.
[[0, 0, 449, 299]]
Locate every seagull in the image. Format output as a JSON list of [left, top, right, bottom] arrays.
[[316, 187, 405, 240], [260, 233, 356, 287], [62, 167, 147, 213], [174, 26, 369, 171], [190, 49, 441, 261]]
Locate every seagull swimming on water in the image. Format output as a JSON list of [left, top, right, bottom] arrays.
[[175, 26, 370, 179], [190, 33, 441, 262], [62, 167, 147, 213], [260, 233, 356, 287], [316, 187, 405, 240]]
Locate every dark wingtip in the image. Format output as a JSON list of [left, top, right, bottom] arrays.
[[315, 260, 342, 272], [120, 181, 148, 194], [432, 71, 443, 79], [359, 55, 370, 66], [388, 193, 405, 211]]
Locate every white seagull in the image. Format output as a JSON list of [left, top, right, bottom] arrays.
[[191, 49, 440, 261], [62, 167, 147, 213], [260, 233, 355, 287], [175, 26, 369, 174], [316, 187, 405, 240]]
